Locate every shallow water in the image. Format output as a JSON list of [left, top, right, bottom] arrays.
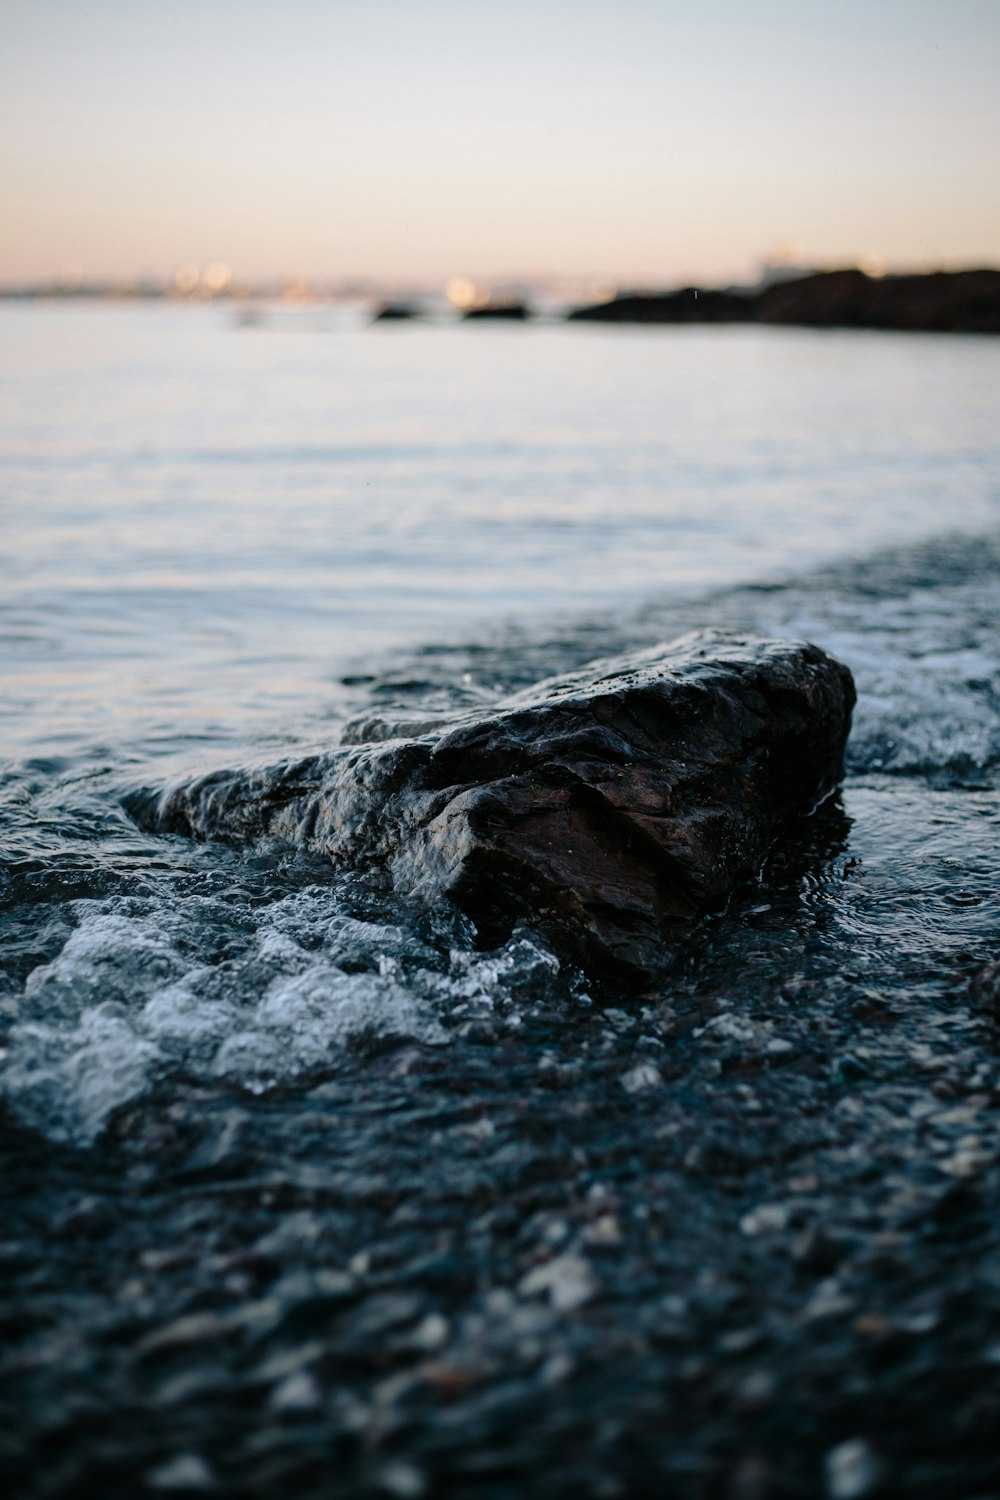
[[3, 303, 999, 756], [2, 307, 999, 1141], [2, 307, 999, 1498]]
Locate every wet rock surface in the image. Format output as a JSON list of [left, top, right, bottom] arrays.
[[139, 634, 855, 983]]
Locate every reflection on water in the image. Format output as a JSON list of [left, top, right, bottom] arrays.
[[2, 304, 999, 757]]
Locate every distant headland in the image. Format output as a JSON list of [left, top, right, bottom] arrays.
[[3, 267, 999, 334], [567, 268, 1000, 334]]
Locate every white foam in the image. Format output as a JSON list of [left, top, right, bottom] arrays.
[[749, 579, 1000, 775], [2, 891, 557, 1143], [23, 911, 187, 1021], [2, 1005, 161, 1146]]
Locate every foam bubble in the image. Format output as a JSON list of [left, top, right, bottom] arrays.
[[1, 889, 559, 1143]]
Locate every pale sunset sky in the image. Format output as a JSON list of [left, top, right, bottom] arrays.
[[2, 0, 998, 286]]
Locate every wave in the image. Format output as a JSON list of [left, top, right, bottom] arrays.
[[2, 528, 999, 1145]]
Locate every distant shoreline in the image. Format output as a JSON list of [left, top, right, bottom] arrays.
[[3, 268, 999, 333]]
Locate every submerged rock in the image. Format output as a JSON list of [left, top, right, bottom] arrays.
[[135, 633, 854, 981]]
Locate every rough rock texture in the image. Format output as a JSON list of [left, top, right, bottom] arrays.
[[139, 632, 855, 980]]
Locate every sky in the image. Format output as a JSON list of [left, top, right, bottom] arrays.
[[2, 0, 999, 287]]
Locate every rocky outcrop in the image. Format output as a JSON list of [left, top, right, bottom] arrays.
[[568, 270, 1000, 334], [755, 268, 1000, 333], [568, 289, 754, 324], [371, 301, 423, 322], [462, 302, 530, 320], [134, 633, 854, 982]]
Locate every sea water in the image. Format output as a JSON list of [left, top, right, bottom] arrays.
[[2, 302, 999, 1144]]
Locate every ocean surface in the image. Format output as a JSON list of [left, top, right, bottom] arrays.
[[2, 304, 1000, 1497], [2, 302, 999, 1140]]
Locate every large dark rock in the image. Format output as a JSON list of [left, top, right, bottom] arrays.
[[136, 633, 854, 982]]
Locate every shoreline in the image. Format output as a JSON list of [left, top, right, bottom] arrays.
[[4, 267, 1000, 334]]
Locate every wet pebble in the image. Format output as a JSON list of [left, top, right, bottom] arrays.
[[518, 1253, 597, 1312], [146, 1453, 216, 1492], [372, 1460, 427, 1499], [620, 1062, 663, 1094], [792, 1223, 851, 1273], [268, 1370, 322, 1414], [823, 1438, 884, 1500], [739, 1203, 790, 1237]]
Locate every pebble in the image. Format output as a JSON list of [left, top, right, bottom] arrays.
[[539, 1352, 574, 1385], [583, 1213, 623, 1246], [620, 1062, 663, 1094], [414, 1360, 487, 1396], [137, 1312, 230, 1359], [139, 1248, 189, 1273], [252, 1341, 325, 1384], [146, 1453, 215, 1491], [373, 1459, 427, 1498], [694, 1013, 757, 1044], [269, 1370, 322, 1413], [735, 1368, 776, 1410], [739, 1204, 790, 1237], [792, 1224, 849, 1273], [409, 1312, 450, 1352], [823, 1438, 884, 1500], [939, 1148, 992, 1177], [802, 1278, 857, 1324], [718, 1326, 764, 1355], [541, 1216, 571, 1245], [519, 1253, 597, 1312]]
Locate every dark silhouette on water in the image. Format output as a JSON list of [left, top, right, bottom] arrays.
[[462, 301, 531, 321], [569, 287, 754, 324], [569, 268, 1000, 333], [371, 301, 424, 322]]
